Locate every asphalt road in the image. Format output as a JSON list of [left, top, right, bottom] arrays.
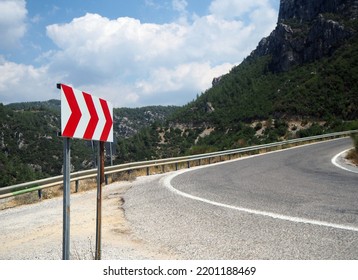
[[124, 138, 358, 259]]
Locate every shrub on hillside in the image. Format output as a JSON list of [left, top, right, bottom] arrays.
[[352, 133, 358, 152], [346, 133, 358, 166]]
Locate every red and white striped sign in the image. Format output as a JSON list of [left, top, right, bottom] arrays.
[[59, 84, 113, 142]]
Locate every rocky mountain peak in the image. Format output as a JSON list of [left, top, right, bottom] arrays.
[[251, 0, 358, 72], [278, 0, 358, 22]]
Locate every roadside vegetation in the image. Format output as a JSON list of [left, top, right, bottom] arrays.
[[346, 133, 358, 166]]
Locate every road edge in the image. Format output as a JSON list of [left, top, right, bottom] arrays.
[[331, 149, 358, 174]]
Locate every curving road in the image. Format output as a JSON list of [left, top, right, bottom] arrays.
[[124, 138, 358, 259]]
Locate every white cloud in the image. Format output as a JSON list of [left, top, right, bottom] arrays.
[[172, 0, 188, 22], [1, 0, 278, 107], [172, 0, 188, 13], [47, 14, 186, 66], [0, 57, 55, 104], [0, 0, 27, 49], [136, 62, 235, 104]]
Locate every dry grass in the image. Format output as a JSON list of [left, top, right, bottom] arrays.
[[346, 133, 358, 166], [346, 149, 358, 166], [0, 170, 139, 210]]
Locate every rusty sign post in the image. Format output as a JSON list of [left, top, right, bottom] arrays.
[[95, 141, 105, 260], [58, 83, 113, 260]]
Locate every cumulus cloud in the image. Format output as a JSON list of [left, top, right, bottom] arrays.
[[0, 57, 55, 103], [0, 0, 27, 49], [1, 0, 278, 107], [47, 14, 187, 71], [136, 62, 235, 105]]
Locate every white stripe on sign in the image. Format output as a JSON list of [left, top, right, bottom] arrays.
[[59, 83, 113, 142]]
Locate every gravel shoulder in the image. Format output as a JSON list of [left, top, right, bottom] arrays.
[[0, 177, 174, 260]]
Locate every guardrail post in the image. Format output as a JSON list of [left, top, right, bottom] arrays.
[[187, 161, 190, 168], [175, 163, 178, 171], [105, 175, 108, 185], [75, 180, 79, 193], [146, 167, 150, 176], [38, 189, 42, 199]]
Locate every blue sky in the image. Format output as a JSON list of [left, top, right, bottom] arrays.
[[0, 0, 279, 107]]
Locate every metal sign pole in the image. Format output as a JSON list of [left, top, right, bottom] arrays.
[[62, 137, 70, 260], [95, 141, 105, 260], [110, 142, 113, 166]]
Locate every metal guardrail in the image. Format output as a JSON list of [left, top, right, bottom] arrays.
[[0, 130, 357, 199]]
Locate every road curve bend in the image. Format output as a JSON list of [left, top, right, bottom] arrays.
[[124, 138, 358, 259]]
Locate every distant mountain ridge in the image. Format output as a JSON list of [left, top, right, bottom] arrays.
[[6, 99, 61, 112]]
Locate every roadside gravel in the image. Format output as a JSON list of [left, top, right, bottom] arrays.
[[0, 176, 174, 260]]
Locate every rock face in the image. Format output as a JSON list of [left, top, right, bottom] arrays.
[[251, 0, 358, 72], [278, 0, 357, 22]]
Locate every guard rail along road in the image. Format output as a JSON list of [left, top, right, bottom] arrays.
[[1, 130, 357, 200]]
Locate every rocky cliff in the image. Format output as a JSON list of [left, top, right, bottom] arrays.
[[252, 0, 358, 71], [278, 0, 357, 22]]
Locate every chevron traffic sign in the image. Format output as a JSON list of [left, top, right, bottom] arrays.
[[58, 83, 113, 142]]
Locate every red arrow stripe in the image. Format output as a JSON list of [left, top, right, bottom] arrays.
[[99, 98, 113, 141], [62, 84, 82, 137], [82, 92, 99, 140]]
